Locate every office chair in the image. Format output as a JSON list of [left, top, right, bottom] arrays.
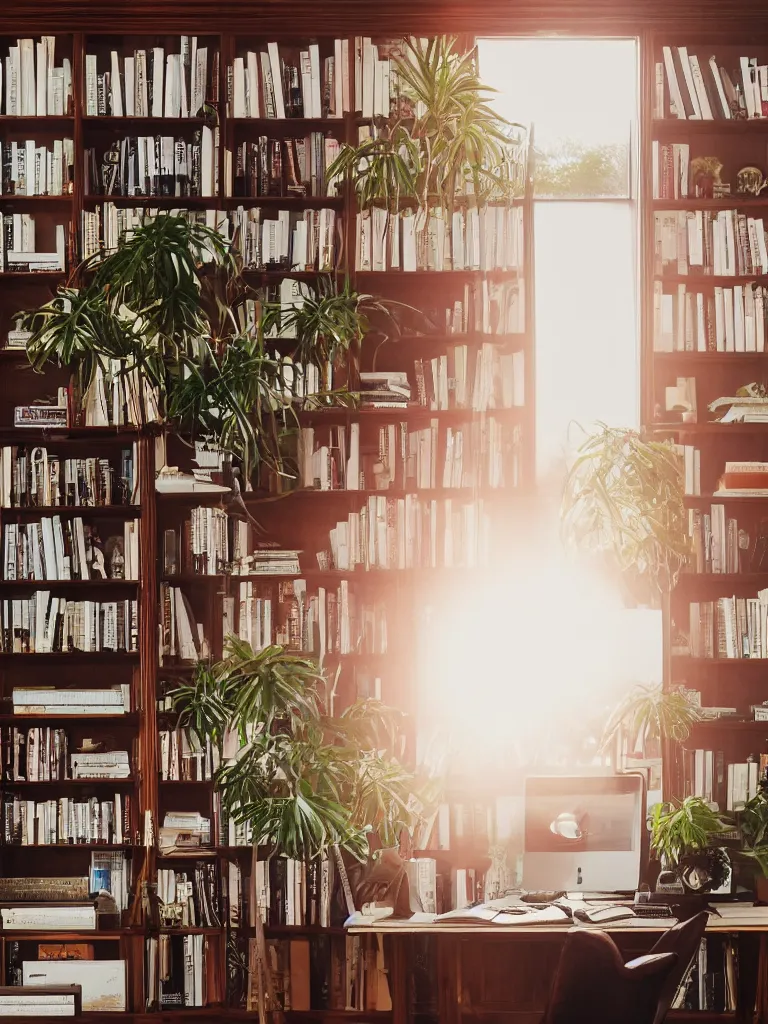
[[542, 928, 677, 1024], [645, 912, 709, 1024]]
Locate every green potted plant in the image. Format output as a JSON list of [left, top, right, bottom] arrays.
[[171, 637, 434, 1018], [327, 37, 526, 212], [18, 214, 289, 486], [649, 796, 733, 893], [560, 424, 691, 608], [600, 684, 701, 758]]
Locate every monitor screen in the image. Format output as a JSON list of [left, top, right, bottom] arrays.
[[522, 774, 644, 892]]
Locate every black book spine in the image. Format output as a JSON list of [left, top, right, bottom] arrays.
[[309, 934, 331, 1010]]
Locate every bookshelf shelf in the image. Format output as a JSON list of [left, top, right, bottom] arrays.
[[0, 651, 139, 661], [7, 777, 136, 787], [294, 406, 523, 424], [0, 271, 66, 280], [651, 422, 768, 435], [654, 274, 768, 286], [0, 115, 74, 128], [0, 504, 142, 516], [82, 115, 212, 128], [82, 194, 218, 207], [655, 352, 768, 363], [0, 712, 140, 723], [248, 486, 513, 502], [0, 577, 139, 588], [652, 118, 768, 135], [0, 194, 74, 204], [652, 197, 768, 211], [224, 195, 345, 209], [0, 426, 140, 440]]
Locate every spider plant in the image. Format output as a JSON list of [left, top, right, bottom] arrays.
[[600, 684, 701, 754], [649, 796, 731, 866], [171, 636, 428, 861], [327, 37, 526, 212], [560, 424, 691, 606], [167, 331, 286, 483], [261, 275, 434, 373]]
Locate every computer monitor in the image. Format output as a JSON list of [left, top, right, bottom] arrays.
[[522, 773, 645, 893]]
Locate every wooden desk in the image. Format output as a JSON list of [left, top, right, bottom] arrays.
[[349, 922, 764, 1024]]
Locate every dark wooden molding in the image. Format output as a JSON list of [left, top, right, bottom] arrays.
[[3, 0, 768, 35]]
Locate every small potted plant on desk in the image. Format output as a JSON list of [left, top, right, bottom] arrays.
[[649, 796, 735, 895]]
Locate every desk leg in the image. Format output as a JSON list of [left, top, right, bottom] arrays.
[[390, 936, 410, 1024], [737, 932, 761, 1023], [437, 937, 461, 1024]]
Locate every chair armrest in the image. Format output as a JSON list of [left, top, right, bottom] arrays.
[[623, 953, 677, 979]]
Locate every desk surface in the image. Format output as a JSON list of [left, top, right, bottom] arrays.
[[348, 922, 768, 935]]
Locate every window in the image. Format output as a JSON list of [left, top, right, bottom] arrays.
[[478, 38, 640, 478]]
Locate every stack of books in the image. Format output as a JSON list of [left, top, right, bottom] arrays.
[[359, 371, 411, 409], [12, 686, 131, 715], [1, 214, 66, 272], [1, 597, 139, 654], [248, 548, 301, 575], [158, 811, 211, 853], [70, 751, 131, 780], [715, 461, 768, 496]]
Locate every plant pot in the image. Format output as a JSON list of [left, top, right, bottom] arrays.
[[678, 848, 731, 894]]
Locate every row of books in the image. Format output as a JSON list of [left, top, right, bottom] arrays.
[[674, 936, 737, 1013], [653, 282, 768, 353], [0, 446, 138, 508], [229, 41, 349, 119], [167, 505, 229, 576], [682, 747, 766, 810], [2, 792, 132, 845], [85, 131, 218, 198], [258, 934, 391, 1012], [319, 496, 491, 572], [157, 728, 220, 782], [85, 40, 215, 118], [2, 517, 140, 581], [683, 596, 768, 659], [159, 586, 210, 663], [230, 204, 337, 271], [0, 214, 66, 272], [223, 854, 334, 928], [81, 204, 224, 261], [658, 46, 766, 120], [157, 863, 220, 928], [654, 209, 768, 278], [1, 727, 130, 782], [356, 205, 525, 273], [260, 276, 524, 341], [688, 505, 745, 575], [149, 933, 209, 1009], [1, 139, 74, 196], [298, 419, 517, 492], [2, 37, 72, 116], [0, 597, 139, 654], [11, 686, 131, 716], [676, 444, 702, 496], [232, 134, 340, 198], [223, 579, 388, 656], [412, 345, 524, 412], [651, 142, 692, 201]]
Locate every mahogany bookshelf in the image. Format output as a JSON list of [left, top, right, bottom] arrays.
[[0, 21, 534, 1019]]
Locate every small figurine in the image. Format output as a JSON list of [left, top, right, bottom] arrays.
[[736, 166, 768, 195], [105, 537, 125, 579], [690, 156, 725, 199]]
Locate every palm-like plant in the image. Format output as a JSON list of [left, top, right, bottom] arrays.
[[171, 637, 428, 861], [560, 424, 691, 605], [261, 275, 433, 373], [600, 684, 701, 755], [327, 37, 526, 212]]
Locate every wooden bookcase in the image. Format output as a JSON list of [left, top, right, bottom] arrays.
[[642, 32, 768, 803], [0, 28, 535, 1018]]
